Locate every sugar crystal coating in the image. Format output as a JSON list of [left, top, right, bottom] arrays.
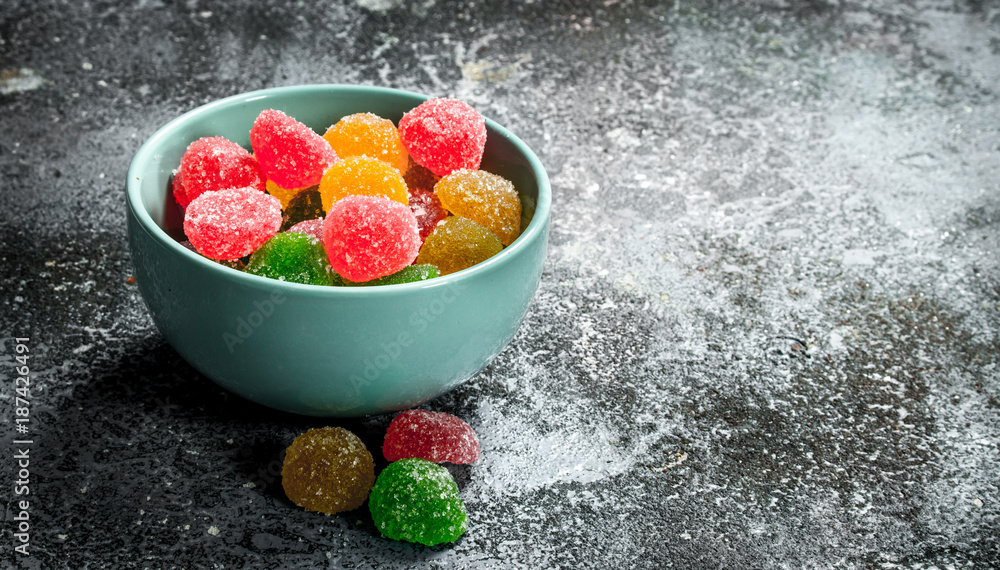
[[415, 216, 503, 275], [251, 109, 338, 189], [368, 458, 468, 546], [281, 427, 375, 515], [287, 218, 324, 242], [323, 112, 409, 173], [318, 155, 409, 213], [383, 409, 481, 464], [434, 169, 522, 246], [323, 194, 421, 283], [408, 188, 449, 242], [183, 186, 282, 261], [398, 98, 486, 177], [245, 232, 340, 286], [172, 170, 189, 209], [179, 136, 267, 206], [345, 264, 439, 287]]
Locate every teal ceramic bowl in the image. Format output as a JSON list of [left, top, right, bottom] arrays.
[[126, 85, 550, 417]]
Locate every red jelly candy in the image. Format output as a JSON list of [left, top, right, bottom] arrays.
[[178, 136, 267, 206], [383, 410, 481, 464], [183, 186, 282, 261], [287, 218, 324, 242], [250, 109, 339, 190], [323, 195, 420, 283], [407, 188, 448, 241], [398, 98, 487, 177], [172, 170, 190, 209]]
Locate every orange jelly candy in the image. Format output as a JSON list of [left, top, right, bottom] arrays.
[[434, 169, 522, 246], [323, 112, 409, 173], [318, 155, 409, 213], [415, 216, 503, 275]]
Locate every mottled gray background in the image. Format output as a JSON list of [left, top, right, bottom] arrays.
[[1, 0, 998, 568]]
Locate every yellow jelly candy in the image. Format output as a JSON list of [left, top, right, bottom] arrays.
[[434, 169, 521, 246], [281, 426, 375, 515], [323, 112, 409, 173], [415, 216, 503, 275], [318, 155, 409, 213], [266, 179, 309, 209]]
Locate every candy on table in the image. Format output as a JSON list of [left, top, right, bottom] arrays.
[[280, 187, 324, 231], [281, 427, 375, 515], [414, 216, 503, 275], [398, 98, 487, 177], [266, 179, 309, 209], [323, 112, 409, 173], [323, 194, 421, 283], [407, 188, 449, 242], [250, 109, 338, 189], [383, 409, 481, 464], [318, 155, 409, 213], [368, 458, 468, 546], [245, 232, 341, 286], [287, 218, 324, 242], [183, 186, 282, 261], [402, 156, 440, 194], [176, 136, 267, 208], [434, 169, 522, 246], [344, 264, 439, 287]]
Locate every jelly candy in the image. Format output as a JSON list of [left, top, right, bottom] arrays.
[[323, 112, 409, 173], [345, 264, 439, 287], [177, 136, 267, 207], [171, 170, 189, 209], [318, 155, 409, 213], [434, 169, 521, 246], [281, 187, 324, 231], [281, 427, 375, 515], [245, 232, 340, 286], [402, 157, 440, 194], [398, 98, 487, 177], [415, 216, 503, 275], [368, 458, 468, 546], [407, 188, 449, 242], [183, 186, 282, 261], [287, 218, 324, 242], [383, 409, 480, 464], [250, 109, 338, 190], [266, 179, 308, 209], [323, 195, 421, 283]]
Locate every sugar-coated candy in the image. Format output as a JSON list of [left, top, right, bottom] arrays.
[[266, 179, 308, 209], [323, 112, 409, 173], [287, 218, 324, 242], [402, 157, 441, 194], [178, 136, 267, 207], [383, 409, 480, 464], [435, 169, 522, 246], [345, 264, 439, 287], [172, 170, 189, 209], [415, 216, 503, 275], [281, 187, 324, 231], [183, 186, 282, 261], [281, 427, 375, 515], [251, 109, 338, 190], [398, 98, 486, 177], [323, 195, 421, 283], [368, 458, 468, 546], [408, 188, 449, 242], [318, 155, 409, 213], [245, 232, 340, 286]]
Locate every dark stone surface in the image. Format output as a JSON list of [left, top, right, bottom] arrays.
[[2, 0, 999, 568]]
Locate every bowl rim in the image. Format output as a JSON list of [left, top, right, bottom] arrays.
[[126, 84, 551, 297]]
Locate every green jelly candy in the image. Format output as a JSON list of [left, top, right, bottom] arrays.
[[245, 232, 341, 286], [368, 458, 467, 546], [346, 264, 439, 287], [280, 186, 324, 231]]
